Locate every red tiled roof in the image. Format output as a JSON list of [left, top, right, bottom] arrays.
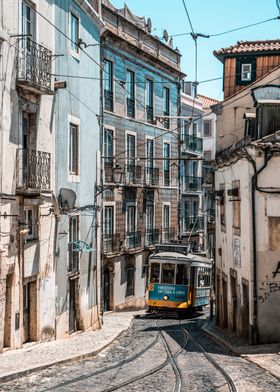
[[214, 40, 280, 61], [197, 94, 220, 109]]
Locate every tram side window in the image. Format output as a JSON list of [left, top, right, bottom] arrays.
[[150, 263, 160, 283], [176, 264, 189, 285], [197, 267, 211, 287], [162, 263, 175, 284]]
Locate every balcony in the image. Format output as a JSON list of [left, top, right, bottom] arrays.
[[145, 229, 160, 247], [125, 165, 142, 185], [207, 209, 215, 223], [184, 176, 203, 192], [125, 231, 142, 249], [182, 135, 203, 154], [17, 37, 52, 95], [146, 105, 154, 123], [144, 167, 159, 186], [162, 227, 176, 243], [103, 234, 121, 255], [184, 217, 204, 232], [16, 148, 51, 192], [203, 165, 214, 185], [127, 98, 135, 118], [104, 89, 113, 111]]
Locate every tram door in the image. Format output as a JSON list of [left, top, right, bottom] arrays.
[[189, 267, 196, 307]]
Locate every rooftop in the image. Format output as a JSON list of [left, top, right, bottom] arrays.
[[214, 39, 280, 62], [197, 94, 220, 109]]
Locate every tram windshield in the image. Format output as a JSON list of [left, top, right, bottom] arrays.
[[162, 263, 175, 284], [176, 264, 189, 285], [150, 263, 160, 283]]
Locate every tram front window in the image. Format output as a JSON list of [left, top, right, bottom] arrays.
[[150, 263, 160, 283], [176, 264, 189, 285], [162, 263, 175, 284]]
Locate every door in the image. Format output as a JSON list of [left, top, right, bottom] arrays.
[[189, 266, 196, 307], [69, 279, 76, 334], [104, 268, 110, 311], [23, 281, 37, 343], [126, 205, 136, 247], [231, 276, 237, 332], [222, 278, 228, 328], [23, 283, 30, 343], [146, 204, 154, 244], [4, 275, 13, 347]]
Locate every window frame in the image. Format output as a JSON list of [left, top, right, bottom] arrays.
[[163, 141, 171, 186], [103, 203, 115, 236], [68, 115, 80, 181], [203, 120, 212, 137], [145, 78, 154, 123], [163, 86, 170, 129], [241, 63, 252, 82], [69, 10, 80, 56], [126, 69, 135, 118], [104, 59, 114, 112], [24, 205, 38, 242]]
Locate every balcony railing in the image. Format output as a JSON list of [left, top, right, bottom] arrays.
[[144, 167, 159, 186], [125, 231, 142, 249], [104, 89, 113, 111], [17, 37, 52, 94], [125, 164, 142, 185], [184, 217, 204, 232], [184, 176, 203, 192], [162, 227, 176, 243], [146, 105, 154, 123], [145, 229, 160, 246], [127, 98, 135, 118], [207, 209, 216, 223], [16, 148, 51, 191], [183, 135, 203, 154], [103, 233, 121, 255]]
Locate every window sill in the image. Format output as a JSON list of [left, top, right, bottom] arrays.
[[68, 173, 80, 183], [68, 48, 80, 61]]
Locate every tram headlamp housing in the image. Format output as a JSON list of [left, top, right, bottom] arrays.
[[163, 295, 169, 301]]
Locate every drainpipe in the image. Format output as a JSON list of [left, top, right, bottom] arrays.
[[251, 148, 271, 344], [177, 79, 182, 240]]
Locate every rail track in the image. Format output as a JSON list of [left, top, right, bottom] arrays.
[[42, 312, 237, 392]]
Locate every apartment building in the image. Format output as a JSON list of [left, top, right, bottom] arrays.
[[54, 0, 103, 338], [100, 0, 184, 311], [0, 0, 56, 351], [214, 40, 280, 343]]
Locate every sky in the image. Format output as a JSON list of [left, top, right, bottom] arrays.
[[110, 0, 280, 100]]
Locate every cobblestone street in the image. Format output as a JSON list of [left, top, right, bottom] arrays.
[[0, 311, 279, 392]]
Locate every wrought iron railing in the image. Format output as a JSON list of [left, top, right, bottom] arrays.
[[203, 165, 214, 184], [207, 209, 215, 223], [16, 148, 51, 190], [104, 89, 113, 111], [144, 167, 159, 186], [162, 227, 176, 243], [182, 135, 203, 153], [125, 164, 142, 185], [184, 217, 204, 232], [145, 229, 160, 246], [146, 105, 154, 123], [103, 233, 121, 254], [184, 176, 203, 192], [127, 98, 135, 118], [17, 37, 52, 92], [125, 231, 142, 249], [164, 169, 170, 186]]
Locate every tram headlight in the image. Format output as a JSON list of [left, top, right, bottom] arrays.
[[163, 295, 169, 301]]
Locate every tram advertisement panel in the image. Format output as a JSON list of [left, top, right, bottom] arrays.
[[148, 283, 188, 302]]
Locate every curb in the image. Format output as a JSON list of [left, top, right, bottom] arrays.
[[202, 322, 280, 381], [0, 318, 134, 384]]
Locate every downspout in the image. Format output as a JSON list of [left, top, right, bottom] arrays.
[[251, 148, 271, 344], [177, 80, 182, 240]]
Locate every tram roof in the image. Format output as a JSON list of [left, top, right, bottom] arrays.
[[149, 251, 212, 266]]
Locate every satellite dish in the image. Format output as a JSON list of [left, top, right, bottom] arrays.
[[146, 17, 152, 33], [59, 188, 76, 211], [163, 29, 169, 42]]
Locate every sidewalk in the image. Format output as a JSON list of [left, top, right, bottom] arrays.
[[202, 318, 280, 380], [0, 310, 145, 383]]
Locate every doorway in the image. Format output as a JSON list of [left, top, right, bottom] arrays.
[[231, 275, 237, 332], [222, 278, 228, 328], [69, 279, 77, 334], [23, 280, 37, 343], [104, 267, 111, 311], [4, 275, 13, 347]]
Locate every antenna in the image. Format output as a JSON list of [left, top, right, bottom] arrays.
[[163, 29, 169, 42], [146, 17, 152, 33], [59, 188, 76, 211]]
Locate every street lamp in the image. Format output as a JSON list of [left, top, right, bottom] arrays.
[[95, 163, 123, 197]]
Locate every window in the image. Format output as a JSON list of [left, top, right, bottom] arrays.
[[162, 263, 175, 284], [203, 120, 212, 137], [22, 111, 30, 149], [244, 117, 256, 138], [184, 199, 198, 231], [176, 264, 189, 285], [69, 12, 79, 52], [146, 139, 154, 170], [69, 216, 79, 273], [126, 260, 135, 297], [241, 63, 252, 81], [257, 104, 280, 138], [146, 79, 154, 123], [22, 1, 35, 38], [232, 182, 240, 232], [150, 263, 160, 283], [104, 59, 113, 111], [197, 267, 211, 287], [126, 70, 135, 118], [163, 87, 170, 129], [219, 187, 226, 228], [127, 205, 136, 233], [192, 122, 198, 136], [24, 206, 38, 241], [163, 204, 170, 229], [69, 123, 79, 175], [126, 134, 136, 182], [104, 206, 114, 236], [103, 128, 113, 163], [163, 142, 170, 186]]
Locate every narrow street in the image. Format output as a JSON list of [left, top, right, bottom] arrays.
[[1, 311, 279, 392]]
